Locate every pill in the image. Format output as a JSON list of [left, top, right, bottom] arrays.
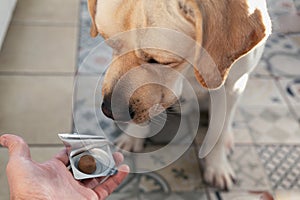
[[78, 154, 97, 174]]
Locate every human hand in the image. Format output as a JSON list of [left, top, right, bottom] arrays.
[[0, 134, 129, 200]]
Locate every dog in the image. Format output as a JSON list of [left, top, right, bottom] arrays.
[[87, 0, 272, 190]]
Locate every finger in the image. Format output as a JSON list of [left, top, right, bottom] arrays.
[[0, 134, 31, 159], [81, 178, 99, 189], [93, 165, 129, 199], [112, 152, 124, 166], [53, 148, 69, 166]]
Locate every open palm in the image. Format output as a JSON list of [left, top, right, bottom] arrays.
[[0, 134, 129, 200]]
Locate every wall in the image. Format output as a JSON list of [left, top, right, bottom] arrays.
[[0, 0, 17, 50]]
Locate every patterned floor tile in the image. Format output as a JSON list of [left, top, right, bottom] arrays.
[[240, 78, 287, 107], [113, 171, 172, 194], [240, 107, 300, 144], [226, 145, 270, 191], [256, 145, 300, 190], [195, 122, 253, 148], [275, 190, 300, 200], [232, 107, 255, 144], [108, 191, 208, 200], [195, 107, 254, 147], [138, 191, 208, 200], [251, 60, 272, 78], [208, 191, 274, 200], [202, 145, 271, 194], [262, 33, 300, 78], [232, 122, 254, 144], [109, 145, 206, 199], [268, 51, 300, 78], [251, 1, 300, 79], [134, 146, 204, 192], [277, 78, 300, 120]]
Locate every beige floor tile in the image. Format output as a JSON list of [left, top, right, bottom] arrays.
[[135, 145, 204, 192], [0, 25, 77, 73], [12, 0, 80, 24], [0, 76, 74, 144], [0, 146, 64, 199]]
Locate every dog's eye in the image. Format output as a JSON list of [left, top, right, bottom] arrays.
[[148, 58, 173, 65], [148, 58, 159, 64]]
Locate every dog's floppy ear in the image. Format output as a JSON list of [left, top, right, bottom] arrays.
[[178, 0, 267, 89], [87, 0, 99, 37]]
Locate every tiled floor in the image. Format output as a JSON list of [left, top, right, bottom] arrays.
[[0, 0, 78, 198], [1, 0, 300, 200]]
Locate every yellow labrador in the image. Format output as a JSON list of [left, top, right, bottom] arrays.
[[87, 0, 271, 190]]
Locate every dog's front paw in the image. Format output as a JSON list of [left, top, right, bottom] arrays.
[[114, 134, 145, 152], [202, 154, 236, 190]]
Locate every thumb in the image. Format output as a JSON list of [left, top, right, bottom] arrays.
[[0, 134, 31, 159]]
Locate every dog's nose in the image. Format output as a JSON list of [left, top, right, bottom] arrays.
[[101, 96, 136, 121], [102, 97, 114, 120], [129, 105, 136, 120]]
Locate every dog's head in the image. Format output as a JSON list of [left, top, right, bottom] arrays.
[[87, 0, 270, 123]]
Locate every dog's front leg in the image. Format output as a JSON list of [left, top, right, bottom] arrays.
[[201, 73, 249, 190], [114, 123, 150, 152]]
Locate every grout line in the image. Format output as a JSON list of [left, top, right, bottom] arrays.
[[11, 21, 79, 27]]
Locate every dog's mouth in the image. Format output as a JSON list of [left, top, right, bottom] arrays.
[[129, 98, 185, 124], [102, 85, 182, 124], [127, 103, 166, 124], [102, 100, 184, 124]]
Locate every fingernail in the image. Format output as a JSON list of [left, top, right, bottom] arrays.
[[119, 165, 130, 173]]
